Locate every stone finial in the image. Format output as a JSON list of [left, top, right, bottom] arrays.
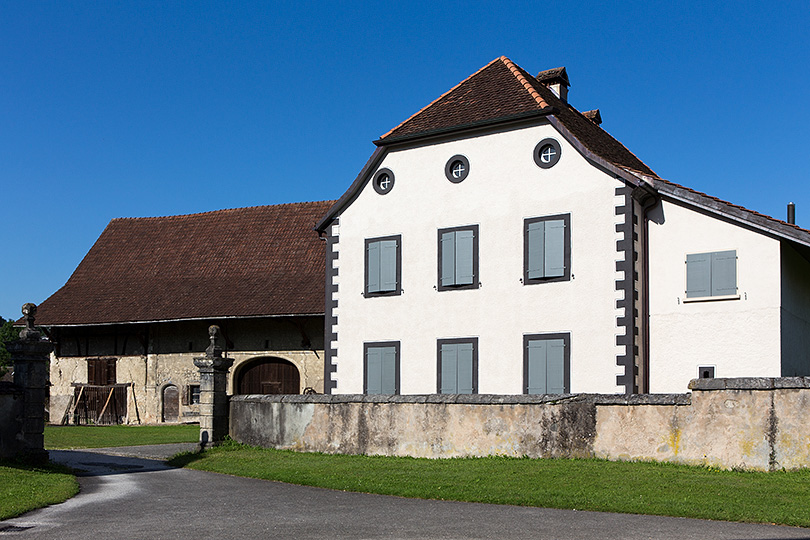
[[20, 303, 41, 341], [205, 325, 222, 358]]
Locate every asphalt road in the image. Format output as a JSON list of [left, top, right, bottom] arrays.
[[2, 446, 809, 540]]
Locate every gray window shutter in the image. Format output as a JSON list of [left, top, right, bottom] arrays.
[[441, 232, 456, 286], [686, 253, 711, 298], [455, 230, 475, 285], [527, 340, 547, 394], [544, 219, 565, 278], [457, 342, 474, 394], [546, 339, 565, 394], [380, 346, 397, 394], [711, 250, 737, 296], [366, 347, 382, 394], [440, 344, 458, 393], [380, 240, 398, 292], [527, 221, 545, 279], [367, 241, 381, 293]]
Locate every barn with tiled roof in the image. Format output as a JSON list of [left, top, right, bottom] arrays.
[[42, 200, 333, 425]]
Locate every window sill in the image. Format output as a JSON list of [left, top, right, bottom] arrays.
[[683, 294, 740, 303]]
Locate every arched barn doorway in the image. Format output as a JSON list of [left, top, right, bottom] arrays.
[[237, 357, 300, 394], [162, 384, 179, 422]]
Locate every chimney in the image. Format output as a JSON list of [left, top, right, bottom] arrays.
[[536, 67, 570, 103], [788, 202, 796, 224]]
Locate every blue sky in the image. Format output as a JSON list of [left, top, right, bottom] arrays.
[[2, 1, 809, 320]]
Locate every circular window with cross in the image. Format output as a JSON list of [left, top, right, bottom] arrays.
[[373, 168, 395, 195], [534, 138, 562, 169], [445, 155, 470, 183]]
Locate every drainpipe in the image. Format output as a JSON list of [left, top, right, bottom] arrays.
[[631, 186, 659, 394]]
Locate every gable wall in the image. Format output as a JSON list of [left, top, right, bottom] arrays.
[[647, 199, 782, 392], [331, 123, 628, 394]]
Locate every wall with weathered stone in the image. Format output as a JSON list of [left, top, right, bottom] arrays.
[[230, 377, 810, 471], [50, 349, 323, 424]]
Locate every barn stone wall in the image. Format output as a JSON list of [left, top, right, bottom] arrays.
[[230, 377, 810, 471]]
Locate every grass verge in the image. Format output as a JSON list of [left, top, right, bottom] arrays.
[[45, 424, 199, 449], [0, 460, 79, 521], [169, 440, 810, 527]]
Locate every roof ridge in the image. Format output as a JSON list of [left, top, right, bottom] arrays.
[[111, 200, 336, 222], [379, 57, 505, 140], [499, 56, 549, 109]]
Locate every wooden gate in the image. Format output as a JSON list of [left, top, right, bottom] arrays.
[[237, 358, 300, 394], [71, 384, 127, 425]]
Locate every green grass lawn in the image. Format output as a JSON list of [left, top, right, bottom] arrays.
[[45, 423, 199, 449], [169, 440, 810, 527], [0, 461, 78, 521]]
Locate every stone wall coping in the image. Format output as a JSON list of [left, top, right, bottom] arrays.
[[230, 393, 693, 406], [688, 377, 810, 390]]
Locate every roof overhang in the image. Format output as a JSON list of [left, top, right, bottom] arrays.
[[37, 311, 326, 329]]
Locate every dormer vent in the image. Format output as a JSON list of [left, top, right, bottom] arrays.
[[536, 66, 570, 102], [582, 109, 602, 125]]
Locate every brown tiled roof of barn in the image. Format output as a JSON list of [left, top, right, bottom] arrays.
[[36, 201, 334, 326], [378, 56, 655, 177]]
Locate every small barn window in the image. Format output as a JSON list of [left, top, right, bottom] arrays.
[[189, 384, 201, 404]]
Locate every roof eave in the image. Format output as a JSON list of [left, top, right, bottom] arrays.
[[374, 108, 557, 147], [38, 311, 326, 328], [316, 146, 387, 233], [655, 181, 810, 248]]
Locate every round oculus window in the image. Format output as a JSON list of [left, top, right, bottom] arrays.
[[372, 168, 395, 195], [534, 138, 561, 169], [445, 155, 470, 183]]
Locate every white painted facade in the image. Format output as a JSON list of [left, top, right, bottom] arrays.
[[330, 122, 630, 394], [646, 200, 783, 392]]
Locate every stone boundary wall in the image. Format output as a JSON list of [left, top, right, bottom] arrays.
[[229, 377, 810, 471]]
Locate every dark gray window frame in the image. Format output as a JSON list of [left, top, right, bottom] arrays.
[[523, 333, 570, 394], [364, 234, 402, 297], [436, 337, 478, 394], [437, 224, 479, 291], [445, 155, 470, 183], [363, 341, 401, 394], [372, 168, 395, 195], [523, 214, 571, 284], [533, 138, 562, 169]]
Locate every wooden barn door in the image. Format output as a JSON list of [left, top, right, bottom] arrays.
[[162, 385, 179, 422], [237, 358, 300, 395]]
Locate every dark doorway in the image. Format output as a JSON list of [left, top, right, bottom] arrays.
[[162, 384, 179, 422], [237, 358, 300, 394]]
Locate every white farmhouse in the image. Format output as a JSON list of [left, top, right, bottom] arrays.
[[316, 56, 810, 395]]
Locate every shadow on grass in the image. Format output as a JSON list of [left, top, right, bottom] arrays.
[[0, 458, 73, 476], [167, 451, 208, 468]]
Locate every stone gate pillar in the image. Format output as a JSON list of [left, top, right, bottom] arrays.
[[194, 325, 233, 449], [8, 303, 51, 464]]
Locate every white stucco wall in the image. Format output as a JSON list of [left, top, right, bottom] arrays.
[[780, 243, 810, 376], [647, 200, 782, 392], [332, 122, 627, 394]]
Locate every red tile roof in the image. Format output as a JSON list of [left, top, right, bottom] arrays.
[[36, 201, 334, 326], [377, 56, 656, 177], [379, 57, 551, 142]]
